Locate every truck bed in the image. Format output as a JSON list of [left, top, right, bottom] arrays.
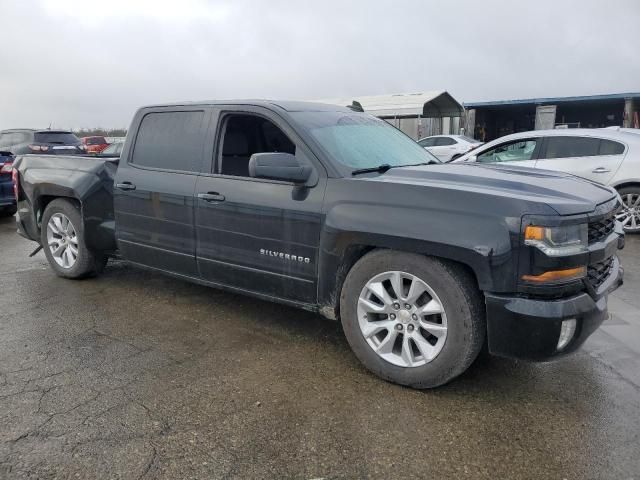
[[14, 154, 118, 252]]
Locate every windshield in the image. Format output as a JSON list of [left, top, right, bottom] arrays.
[[293, 111, 440, 172]]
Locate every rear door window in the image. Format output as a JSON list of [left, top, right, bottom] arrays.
[[131, 111, 206, 172], [543, 136, 600, 159]]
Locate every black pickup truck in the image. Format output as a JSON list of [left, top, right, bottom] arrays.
[[14, 100, 625, 388]]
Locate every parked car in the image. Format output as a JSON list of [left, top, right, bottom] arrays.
[[81, 136, 109, 153], [0, 129, 85, 155], [96, 140, 124, 157], [0, 151, 16, 216], [13, 100, 624, 389], [417, 134, 483, 162], [453, 129, 640, 233]]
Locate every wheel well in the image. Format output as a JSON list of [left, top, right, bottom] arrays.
[[331, 246, 481, 321], [36, 196, 81, 228], [613, 182, 640, 192]]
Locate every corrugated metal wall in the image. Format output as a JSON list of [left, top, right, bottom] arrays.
[[383, 116, 459, 140]]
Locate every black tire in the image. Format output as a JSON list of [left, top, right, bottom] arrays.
[[340, 250, 485, 389], [41, 199, 107, 279], [616, 186, 640, 234]]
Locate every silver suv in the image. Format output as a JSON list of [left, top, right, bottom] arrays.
[[454, 128, 640, 232]]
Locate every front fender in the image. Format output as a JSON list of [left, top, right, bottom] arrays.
[[317, 202, 520, 314]]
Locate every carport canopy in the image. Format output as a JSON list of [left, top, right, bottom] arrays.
[[316, 91, 464, 118]]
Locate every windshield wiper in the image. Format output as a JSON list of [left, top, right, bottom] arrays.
[[351, 162, 432, 176], [351, 164, 392, 176]]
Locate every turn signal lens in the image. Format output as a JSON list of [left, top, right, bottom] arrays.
[[522, 266, 586, 284], [524, 226, 545, 241]]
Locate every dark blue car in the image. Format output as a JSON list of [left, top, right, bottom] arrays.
[[0, 151, 16, 216]]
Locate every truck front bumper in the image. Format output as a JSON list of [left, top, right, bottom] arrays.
[[485, 258, 623, 361]]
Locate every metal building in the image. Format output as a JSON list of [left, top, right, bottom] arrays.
[[318, 92, 464, 140], [464, 92, 640, 142]]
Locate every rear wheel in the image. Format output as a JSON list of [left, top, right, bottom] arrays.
[[616, 186, 640, 233], [340, 250, 485, 388], [41, 199, 107, 278]]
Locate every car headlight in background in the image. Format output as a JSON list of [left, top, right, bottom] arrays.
[[524, 224, 588, 257]]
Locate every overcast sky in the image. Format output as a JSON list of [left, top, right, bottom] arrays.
[[1, 0, 638, 130]]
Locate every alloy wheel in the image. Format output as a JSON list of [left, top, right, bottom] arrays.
[[46, 213, 79, 268], [616, 192, 640, 232], [357, 271, 448, 367]]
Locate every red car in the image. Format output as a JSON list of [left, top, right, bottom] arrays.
[[81, 136, 109, 153]]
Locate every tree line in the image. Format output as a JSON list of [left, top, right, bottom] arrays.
[[73, 128, 127, 138]]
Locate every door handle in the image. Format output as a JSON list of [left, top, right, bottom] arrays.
[[197, 192, 225, 202], [115, 182, 136, 191], [592, 167, 611, 174]]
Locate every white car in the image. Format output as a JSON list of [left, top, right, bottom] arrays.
[[417, 135, 483, 162], [453, 128, 640, 232]]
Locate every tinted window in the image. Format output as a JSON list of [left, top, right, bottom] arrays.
[[476, 139, 539, 163], [86, 137, 107, 145], [544, 136, 600, 159], [34, 132, 80, 145], [219, 114, 296, 177], [434, 137, 456, 146], [599, 139, 625, 155], [418, 138, 436, 147], [132, 111, 205, 172]]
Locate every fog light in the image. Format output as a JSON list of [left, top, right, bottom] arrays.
[[557, 318, 577, 350]]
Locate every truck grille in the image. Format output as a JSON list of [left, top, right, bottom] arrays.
[[588, 216, 615, 244], [587, 257, 614, 290]]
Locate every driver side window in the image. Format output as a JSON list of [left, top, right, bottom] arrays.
[[476, 139, 539, 163], [218, 114, 296, 177]]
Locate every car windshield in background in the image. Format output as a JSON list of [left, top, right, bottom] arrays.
[[86, 137, 106, 145], [293, 111, 440, 172], [34, 132, 81, 145]]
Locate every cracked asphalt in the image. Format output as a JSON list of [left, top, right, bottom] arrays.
[[1, 214, 639, 480]]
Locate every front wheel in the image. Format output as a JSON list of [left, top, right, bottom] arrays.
[[616, 186, 640, 233], [41, 199, 107, 279], [340, 250, 485, 388]]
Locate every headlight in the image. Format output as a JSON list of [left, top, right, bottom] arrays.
[[524, 224, 588, 257]]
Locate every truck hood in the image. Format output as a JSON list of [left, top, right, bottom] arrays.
[[364, 163, 616, 216]]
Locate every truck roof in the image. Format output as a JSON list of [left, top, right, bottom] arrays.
[[140, 99, 353, 113]]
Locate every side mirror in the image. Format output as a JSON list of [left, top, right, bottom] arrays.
[[248, 152, 311, 183], [467, 155, 477, 162]]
